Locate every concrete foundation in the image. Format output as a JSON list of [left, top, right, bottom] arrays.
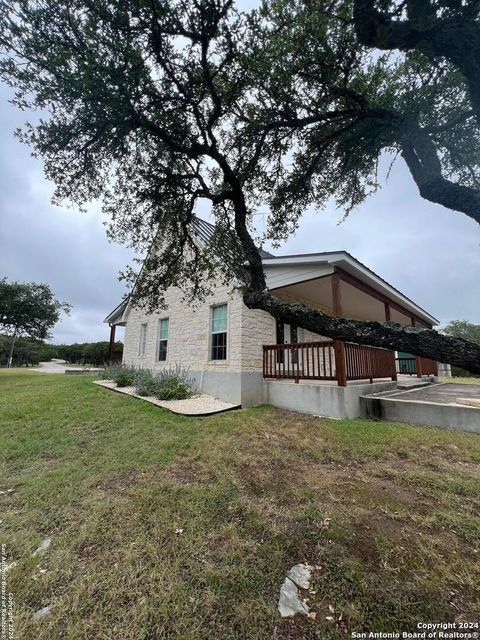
[[189, 370, 265, 406], [361, 395, 479, 433], [264, 380, 398, 419], [191, 370, 399, 418], [437, 363, 452, 377]]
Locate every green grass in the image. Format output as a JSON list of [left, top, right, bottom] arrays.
[[1, 370, 479, 639], [439, 376, 480, 384]]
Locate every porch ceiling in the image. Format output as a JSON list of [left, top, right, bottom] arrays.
[[263, 252, 438, 326], [273, 275, 412, 324]]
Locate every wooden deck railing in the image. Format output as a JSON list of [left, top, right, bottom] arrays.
[[396, 356, 438, 377], [263, 341, 337, 381], [415, 356, 438, 377], [263, 340, 397, 386], [344, 342, 397, 384]]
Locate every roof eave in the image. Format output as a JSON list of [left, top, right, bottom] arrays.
[[262, 252, 439, 326]]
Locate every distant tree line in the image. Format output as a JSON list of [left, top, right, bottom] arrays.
[[441, 321, 480, 378], [0, 335, 123, 367], [55, 341, 123, 366], [0, 335, 56, 367]]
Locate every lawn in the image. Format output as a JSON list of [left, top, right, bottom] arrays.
[[0, 370, 479, 639]]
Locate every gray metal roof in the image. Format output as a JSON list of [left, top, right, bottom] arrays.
[[192, 217, 275, 258]]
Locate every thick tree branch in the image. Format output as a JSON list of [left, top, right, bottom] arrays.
[[243, 289, 480, 374], [400, 133, 480, 224]]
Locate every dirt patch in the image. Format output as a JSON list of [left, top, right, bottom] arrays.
[[162, 460, 215, 485], [94, 470, 147, 496]]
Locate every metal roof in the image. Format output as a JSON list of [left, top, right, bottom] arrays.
[[193, 217, 275, 258]]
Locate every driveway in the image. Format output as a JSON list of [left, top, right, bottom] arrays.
[[35, 359, 70, 374]]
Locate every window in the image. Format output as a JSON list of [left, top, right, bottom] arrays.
[[211, 304, 227, 360], [138, 323, 147, 357], [157, 318, 169, 362]]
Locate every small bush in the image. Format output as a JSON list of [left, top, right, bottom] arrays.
[[134, 368, 159, 396], [154, 365, 194, 401], [100, 363, 194, 399], [102, 363, 137, 387]]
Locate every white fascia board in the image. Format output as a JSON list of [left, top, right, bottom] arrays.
[[262, 252, 344, 267], [104, 299, 128, 324]]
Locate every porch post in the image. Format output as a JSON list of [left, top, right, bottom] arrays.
[[415, 355, 422, 378], [331, 272, 343, 316], [108, 323, 116, 362], [384, 302, 391, 321], [334, 340, 347, 387], [390, 351, 398, 381]]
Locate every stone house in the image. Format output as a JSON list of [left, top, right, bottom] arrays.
[[104, 218, 439, 418]]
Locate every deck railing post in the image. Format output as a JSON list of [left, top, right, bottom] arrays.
[[390, 351, 397, 381], [334, 340, 347, 387], [416, 355, 422, 378]]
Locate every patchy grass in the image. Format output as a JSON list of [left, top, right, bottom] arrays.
[[439, 376, 480, 384], [0, 370, 479, 639]]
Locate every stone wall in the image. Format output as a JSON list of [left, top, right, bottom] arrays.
[[123, 282, 242, 372], [123, 281, 276, 374]]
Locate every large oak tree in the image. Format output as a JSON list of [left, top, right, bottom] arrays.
[[0, 0, 478, 372]]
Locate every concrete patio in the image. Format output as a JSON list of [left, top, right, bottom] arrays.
[[360, 383, 480, 433]]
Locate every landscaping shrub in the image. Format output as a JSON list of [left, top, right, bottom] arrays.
[[154, 365, 194, 401], [100, 363, 194, 399], [101, 363, 137, 387], [133, 368, 159, 396], [114, 365, 137, 387]]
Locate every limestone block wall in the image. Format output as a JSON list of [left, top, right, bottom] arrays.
[[240, 306, 276, 372], [123, 282, 245, 373]]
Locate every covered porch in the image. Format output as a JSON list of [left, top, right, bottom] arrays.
[[262, 257, 438, 387], [104, 300, 129, 361]]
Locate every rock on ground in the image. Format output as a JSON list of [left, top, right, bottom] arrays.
[[32, 537, 51, 558], [287, 564, 312, 590], [33, 605, 52, 619], [278, 577, 310, 617]]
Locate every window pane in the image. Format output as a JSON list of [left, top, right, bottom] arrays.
[[158, 340, 167, 362], [159, 318, 169, 340], [139, 323, 147, 356], [211, 331, 227, 360], [212, 304, 227, 333]]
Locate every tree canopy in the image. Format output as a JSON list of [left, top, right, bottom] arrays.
[[0, 0, 478, 372], [442, 319, 480, 345], [0, 278, 71, 365]]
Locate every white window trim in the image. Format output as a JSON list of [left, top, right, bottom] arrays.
[[209, 302, 229, 362], [156, 317, 170, 363], [138, 322, 147, 357]]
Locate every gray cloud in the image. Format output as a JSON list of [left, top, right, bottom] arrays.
[[0, 79, 478, 346], [264, 158, 480, 326], [0, 84, 132, 343]]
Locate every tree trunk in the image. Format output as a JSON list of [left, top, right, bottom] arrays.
[[243, 289, 480, 374], [7, 328, 17, 368]]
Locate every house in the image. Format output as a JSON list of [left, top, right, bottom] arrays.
[[104, 218, 439, 418]]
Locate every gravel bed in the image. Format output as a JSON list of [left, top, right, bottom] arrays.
[[93, 380, 240, 415]]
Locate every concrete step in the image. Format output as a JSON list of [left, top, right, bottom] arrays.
[[396, 380, 433, 391]]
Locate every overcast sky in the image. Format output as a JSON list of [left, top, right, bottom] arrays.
[[0, 74, 479, 344]]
